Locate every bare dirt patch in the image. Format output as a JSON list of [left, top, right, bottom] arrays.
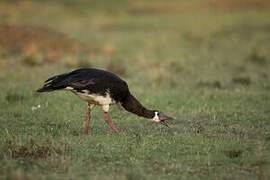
[[0, 24, 96, 64]]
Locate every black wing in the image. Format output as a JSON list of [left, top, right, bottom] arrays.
[[37, 68, 129, 102]]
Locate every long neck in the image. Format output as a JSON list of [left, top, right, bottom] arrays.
[[121, 93, 154, 119]]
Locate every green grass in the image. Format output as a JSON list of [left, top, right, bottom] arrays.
[[0, 0, 270, 179]]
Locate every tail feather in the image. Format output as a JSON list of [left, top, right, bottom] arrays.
[[44, 75, 59, 83], [37, 73, 68, 93], [36, 86, 55, 93]]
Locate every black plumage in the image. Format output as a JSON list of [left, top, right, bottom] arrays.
[[37, 68, 174, 134], [38, 68, 129, 103]]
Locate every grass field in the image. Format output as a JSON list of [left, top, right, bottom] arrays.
[[0, 0, 270, 179]]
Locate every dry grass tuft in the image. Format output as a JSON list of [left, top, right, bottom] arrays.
[[232, 76, 251, 86], [248, 50, 268, 65], [20, 53, 44, 66], [2, 138, 68, 159], [197, 81, 222, 89], [224, 149, 243, 158]]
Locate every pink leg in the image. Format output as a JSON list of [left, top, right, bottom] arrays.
[[104, 112, 120, 134], [84, 104, 92, 135]]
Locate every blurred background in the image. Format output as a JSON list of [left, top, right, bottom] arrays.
[[1, 0, 269, 83], [0, 0, 270, 179]]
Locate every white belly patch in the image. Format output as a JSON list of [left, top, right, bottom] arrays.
[[66, 87, 114, 105]]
